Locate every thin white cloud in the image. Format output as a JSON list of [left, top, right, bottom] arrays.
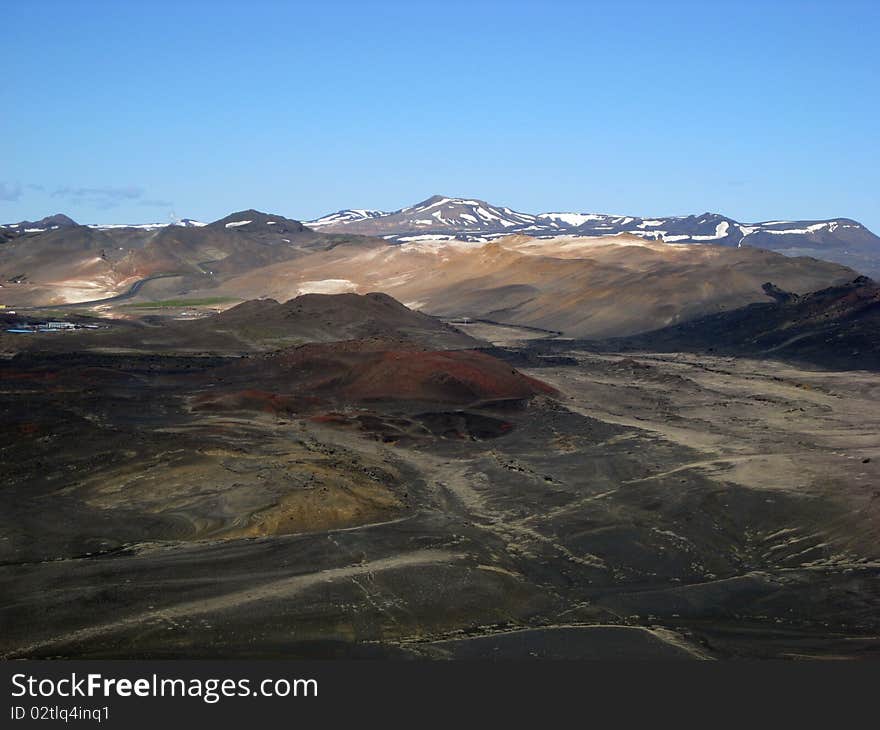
[[0, 182, 23, 201], [51, 185, 145, 209]]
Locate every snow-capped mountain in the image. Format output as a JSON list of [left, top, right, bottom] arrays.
[[303, 196, 880, 274], [306, 196, 879, 249], [0, 213, 78, 235], [553, 212, 879, 250], [391, 194, 537, 230], [0, 215, 207, 236], [308, 209, 387, 228], [306, 195, 540, 239], [5, 199, 879, 275], [207, 209, 304, 234]]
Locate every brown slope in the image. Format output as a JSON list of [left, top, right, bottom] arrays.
[[0, 225, 132, 305], [0, 209, 386, 307], [199, 291, 479, 349], [193, 235, 857, 338], [202, 339, 555, 409], [191, 339, 557, 448], [125, 210, 377, 278], [4, 292, 479, 355]]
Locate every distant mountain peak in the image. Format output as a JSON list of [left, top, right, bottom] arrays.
[[38, 213, 78, 227], [416, 194, 449, 205], [307, 196, 539, 240], [0, 213, 78, 244], [0, 213, 78, 234], [209, 209, 304, 233]]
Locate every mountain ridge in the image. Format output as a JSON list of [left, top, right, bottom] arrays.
[[306, 195, 879, 248], [6, 198, 878, 257], [303, 196, 880, 275]]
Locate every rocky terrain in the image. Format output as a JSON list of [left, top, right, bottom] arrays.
[[177, 232, 857, 338], [3, 201, 877, 315], [604, 276, 880, 371], [1, 292, 879, 659], [0, 209, 379, 307], [5, 209, 851, 340], [0, 292, 477, 356], [3, 202, 879, 661]]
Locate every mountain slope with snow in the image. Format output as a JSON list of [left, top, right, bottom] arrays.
[[306, 195, 542, 239], [308, 209, 388, 228], [560, 212, 878, 250], [1, 213, 78, 236], [305, 197, 880, 274], [307, 196, 879, 248]]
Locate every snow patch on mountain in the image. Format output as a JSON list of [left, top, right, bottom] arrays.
[[537, 212, 603, 227], [308, 209, 387, 227]]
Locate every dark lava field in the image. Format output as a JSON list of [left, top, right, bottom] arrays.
[[1, 298, 879, 660]]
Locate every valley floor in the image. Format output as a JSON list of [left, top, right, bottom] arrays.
[[2, 330, 879, 659]]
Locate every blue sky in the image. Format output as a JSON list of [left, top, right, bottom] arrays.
[[2, 0, 879, 229]]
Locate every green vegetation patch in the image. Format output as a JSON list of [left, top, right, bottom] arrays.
[[122, 297, 238, 309]]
